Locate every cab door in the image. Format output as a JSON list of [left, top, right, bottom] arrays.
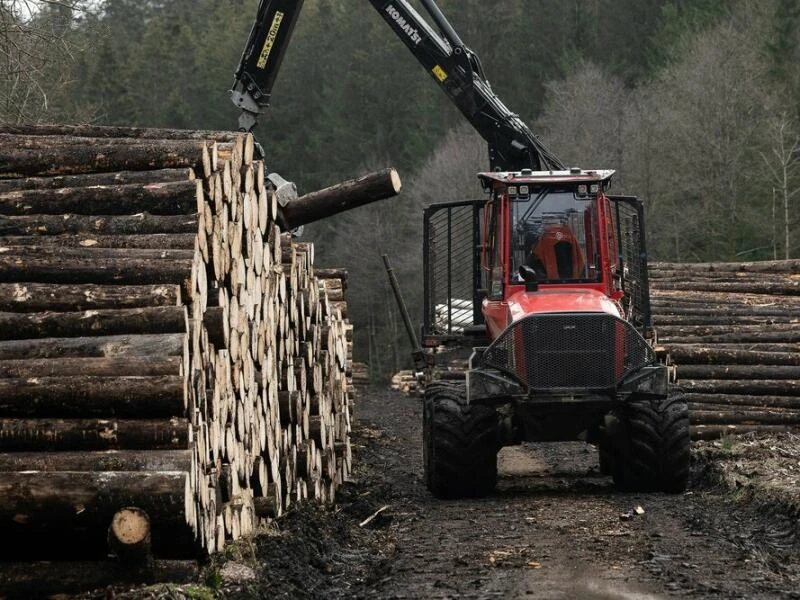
[[481, 190, 510, 339]]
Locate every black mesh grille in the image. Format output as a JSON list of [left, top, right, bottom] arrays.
[[423, 200, 484, 336], [480, 312, 655, 392]]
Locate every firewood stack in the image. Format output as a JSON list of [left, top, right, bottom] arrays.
[[0, 124, 359, 564], [649, 260, 800, 440]]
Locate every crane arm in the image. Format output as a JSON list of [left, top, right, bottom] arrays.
[[231, 0, 306, 132], [231, 0, 564, 171]]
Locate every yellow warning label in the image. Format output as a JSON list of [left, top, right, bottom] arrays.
[[256, 11, 285, 69], [432, 65, 448, 82]]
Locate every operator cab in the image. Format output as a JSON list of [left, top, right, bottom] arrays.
[[478, 169, 618, 303]]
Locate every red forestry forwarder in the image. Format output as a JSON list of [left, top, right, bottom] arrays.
[[233, 0, 690, 498]]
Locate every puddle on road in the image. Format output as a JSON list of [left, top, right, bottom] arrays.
[[509, 572, 666, 600]]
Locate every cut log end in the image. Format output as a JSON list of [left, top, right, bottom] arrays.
[[110, 507, 151, 546], [108, 507, 152, 564], [388, 168, 402, 194]]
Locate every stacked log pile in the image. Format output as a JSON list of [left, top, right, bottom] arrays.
[[649, 260, 800, 440], [0, 124, 364, 573]]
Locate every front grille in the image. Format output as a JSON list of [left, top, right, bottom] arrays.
[[480, 313, 655, 392]]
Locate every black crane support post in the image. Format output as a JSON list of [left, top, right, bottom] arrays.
[[231, 0, 565, 172]]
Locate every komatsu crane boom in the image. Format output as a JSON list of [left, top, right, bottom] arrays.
[[231, 0, 564, 172]]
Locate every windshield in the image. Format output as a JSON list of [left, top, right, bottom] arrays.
[[511, 190, 600, 283]]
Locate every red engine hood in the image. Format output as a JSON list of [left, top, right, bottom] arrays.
[[507, 287, 622, 323]]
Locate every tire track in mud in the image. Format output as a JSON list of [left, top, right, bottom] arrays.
[[346, 388, 800, 599]]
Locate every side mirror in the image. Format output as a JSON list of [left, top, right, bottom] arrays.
[[518, 265, 539, 291]]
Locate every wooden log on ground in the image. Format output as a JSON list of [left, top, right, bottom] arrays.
[[665, 345, 800, 365], [108, 507, 152, 564], [684, 393, 800, 409], [688, 402, 800, 413], [649, 269, 798, 281], [653, 314, 799, 325], [680, 379, 800, 396], [0, 123, 240, 141], [663, 331, 800, 344], [280, 168, 402, 229], [690, 410, 800, 425], [650, 259, 800, 273], [0, 376, 186, 418], [0, 253, 193, 286], [0, 246, 194, 260], [0, 306, 188, 340], [676, 364, 800, 380], [0, 333, 186, 359], [0, 450, 191, 472], [652, 281, 800, 295], [0, 138, 210, 177], [0, 213, 199, 236], [0, 559, 199, 597], [0, 356, 182, 378], [657, 323, 800, 337], [314, 268, 348, 283], [0, 283, 181, 312], [0, 180, 198, 216], [0, 168, 194, 192], [691, 424, 796, 440], [0, 471, 194, 559], [651, 289, 800, 305], [0, 233, 197, 249], [0, 418, 189, 451]]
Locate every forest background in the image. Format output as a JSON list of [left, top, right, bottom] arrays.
[[2, 0, 800, 379]]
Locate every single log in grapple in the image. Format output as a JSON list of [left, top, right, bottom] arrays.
[[0, 124, 401, 594]]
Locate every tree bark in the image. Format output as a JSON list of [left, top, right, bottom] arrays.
[[651, 259, 800, 273], [0, 233, 197, 249], [0, 376, 185, 418], [0, 306, 188, 340], [653, 314, 798, 325], [0, 123, 240, 141], [664, 331, 800, 344], [657, 324, 800, 337], [685, 393, 800, 409], [0, 213, 199, 236], [0, 418, 189, 451], [0, 138, 209, 177], [280, 168, 402, 229], [665, 345, 800, 365], [0, 168, 194, 193], [690, 409, 800, 425], [652, 281, 800, 295], [0, 471, 193, 559], [0, 253, 193, 286], [0, 449, 191, 472], [0, 283, 181, 312], [0, 333, 186, 360], [0, 357, 181, 378], [0, 180, 199, 216], [677, 364, 800, 380], [680, 379, 800, 396]]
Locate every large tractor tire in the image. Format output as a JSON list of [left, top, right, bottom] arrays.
[[423, 382, 499, 499], [613, 394, 690, 493]]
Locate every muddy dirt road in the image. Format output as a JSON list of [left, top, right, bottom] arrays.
[[315, 388, 800, 600], [165, 386, 800, 600]]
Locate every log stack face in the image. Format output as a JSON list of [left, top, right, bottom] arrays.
[[0, 125, 353, 564], [649, 260, 800, 440]]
